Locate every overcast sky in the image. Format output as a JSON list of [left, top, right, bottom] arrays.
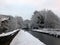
[[0, 0, 60, 20]]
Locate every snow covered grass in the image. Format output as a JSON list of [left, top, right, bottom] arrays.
[[10, 30, 46, 45], [0, 29, 20, 37]]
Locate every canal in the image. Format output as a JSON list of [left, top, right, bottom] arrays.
[[29, 30, 60, 45]]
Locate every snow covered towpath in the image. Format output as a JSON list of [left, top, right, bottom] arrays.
[[10, 30, 46, 45]]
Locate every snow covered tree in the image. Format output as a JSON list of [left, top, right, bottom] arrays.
[[43, 10, 60, 29], [23, 20, 31, 30], [15, 16, 24, 29], [31, 11, 44, 29], [0, 15, 18, 33], [31, 10, 60, 29]]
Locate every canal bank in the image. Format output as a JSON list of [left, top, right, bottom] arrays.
[[29, 30, 60, 45]]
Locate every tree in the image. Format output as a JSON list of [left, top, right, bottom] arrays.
[[0, 15, 18, 33], [31, 10, 60, 29], [15, 16, 24, 29], [7, 16, 18, 31], [23, 20, 31, 30], [31, 11, 44, 29], [43, 10, 60, 29]]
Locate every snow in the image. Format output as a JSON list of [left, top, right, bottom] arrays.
[[10, 30, 46, 45], [0, 29, 19, 37], [1, 17, 9, 21]]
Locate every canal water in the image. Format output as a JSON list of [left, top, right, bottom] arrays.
[[29, 31, 60, 45]]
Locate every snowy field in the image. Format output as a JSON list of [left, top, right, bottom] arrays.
[[10, 30, 45, 45]]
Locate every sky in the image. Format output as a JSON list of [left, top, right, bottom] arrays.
[[0, 0, 60, 20]]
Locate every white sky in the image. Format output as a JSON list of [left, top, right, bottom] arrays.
[[0, 0, 60, 20]]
